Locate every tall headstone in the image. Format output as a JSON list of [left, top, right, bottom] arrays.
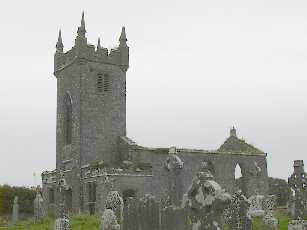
[[54, 171, 71, 230], [100, 209, 120, 230], [139, 194, 160, 230], [164, 147, 184, 207], [123, 197, 139, 230], [224, 190, 252, 230], [105, 191, 124, 225], [262, 195, 278, 230], [288, 160, 307, 219], [161, 206, 188, 230], [11, 196, 19, 222], [34, 189, 46, 223], [186, 161, 231, 230]]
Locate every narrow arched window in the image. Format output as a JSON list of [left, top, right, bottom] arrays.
[[64, 93, 72, 145]]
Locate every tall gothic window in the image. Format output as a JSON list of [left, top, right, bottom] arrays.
[[64, 93, 72, 145]]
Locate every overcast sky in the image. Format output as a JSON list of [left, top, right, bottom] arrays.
[[0, 0, 306, 186]]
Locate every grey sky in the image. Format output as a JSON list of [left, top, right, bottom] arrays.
[[0, 0, 306, 186]]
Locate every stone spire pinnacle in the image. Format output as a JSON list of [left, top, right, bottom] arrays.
[[119, 26, 127, 47], [77, 11, 86, 37], [56, 29, 63, 52], [230, 126, 237, 137], [97, 37, 101, 50]]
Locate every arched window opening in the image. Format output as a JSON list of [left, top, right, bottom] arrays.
[[64, 93, 72, 145], [234, 163, 247, 195], [235, 164, 243, 180]]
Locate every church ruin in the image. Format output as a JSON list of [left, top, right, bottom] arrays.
[[41, 13, 269, 215]]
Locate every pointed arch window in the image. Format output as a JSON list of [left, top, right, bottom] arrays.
[[64, 93, 72, 145]]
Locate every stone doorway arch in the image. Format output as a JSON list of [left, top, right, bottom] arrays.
[[233, 162, 248, 196]]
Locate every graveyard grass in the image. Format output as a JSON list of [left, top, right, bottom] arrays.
[[6, 208, 299, 230]]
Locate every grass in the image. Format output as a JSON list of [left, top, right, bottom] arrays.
[[3, 208, 304, 230], [4, 215, 100, 230]]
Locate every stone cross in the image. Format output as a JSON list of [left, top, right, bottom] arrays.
[[224, 190, 252, 230], [186, 162, 231, 230], [288, 160, 307, 219], [11, 196, 19, 222], [262, 195, 278, 230], [164, 146, 184, 207], [54, 171, 71, 230]]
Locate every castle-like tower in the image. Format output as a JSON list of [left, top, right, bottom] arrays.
[[54, 13, 129, 174]]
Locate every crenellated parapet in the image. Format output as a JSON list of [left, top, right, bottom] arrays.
[[54, 12, 129, 76]]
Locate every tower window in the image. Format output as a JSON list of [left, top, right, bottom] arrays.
[[103, 74, 109, 92], [64, 93, 72, 145], [97, 74, 110, 93], [97, 74, 103, 93]]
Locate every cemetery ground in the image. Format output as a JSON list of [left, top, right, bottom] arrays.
[[1, 207, 303, 230]]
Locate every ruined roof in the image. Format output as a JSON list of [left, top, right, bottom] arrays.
[[217, 135, 264, 155]]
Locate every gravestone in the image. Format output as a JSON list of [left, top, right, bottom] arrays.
[[34, 189, 46, 223], [54, 215, 71, 230], [224, 190, 252, 230], [161, 206, 188, 230], [186, 161, 231, 230], [11, 196, 19, 222], [164, 147, 184, 207], [248, 194, 264, 217], [54, 171, 71, 230], [123, 197, 140, 230], [288, 160, 307, 219], [139, 194, 160, 230], [262, 195, 278, 230], [288, 218, 306, 230], [100, 209, 120, 230], [105, 191, 124, 225]]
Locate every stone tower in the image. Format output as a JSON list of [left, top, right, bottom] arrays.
[[54, 12, 129, 173]]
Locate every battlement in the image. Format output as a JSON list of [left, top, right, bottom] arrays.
[[54, 12, 129, 75]]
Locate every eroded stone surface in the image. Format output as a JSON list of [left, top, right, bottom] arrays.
[[248, 194, 265, 217], [186, 162, 231, 230], [262, 195, 278, 230], [224, 190, 251, 230], [100, 209, 120, 230], [288, 160, 307, 219], [12, 196, 19, 222], [54, 216, 71, 230], [34, 189, 46, 223]]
